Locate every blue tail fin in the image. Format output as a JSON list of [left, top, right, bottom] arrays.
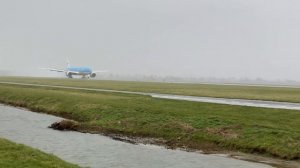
[[67, 57, 71, 68]]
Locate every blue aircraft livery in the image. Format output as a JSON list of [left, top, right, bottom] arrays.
[[43, 59, 106, 78]]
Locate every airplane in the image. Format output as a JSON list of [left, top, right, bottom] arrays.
[[43, 58, 107, 78]]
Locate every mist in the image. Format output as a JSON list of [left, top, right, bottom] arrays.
[[1, 0, 300, 81]]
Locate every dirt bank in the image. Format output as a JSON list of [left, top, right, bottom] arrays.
[[49, 120, 299, 168]]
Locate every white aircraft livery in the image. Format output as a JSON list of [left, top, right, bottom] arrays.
[[43, 59, 106, 78]]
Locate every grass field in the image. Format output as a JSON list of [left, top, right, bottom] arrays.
[[0, 138, 78, 168], [0, 83, 299, 160], [2, 76, 300, 103]]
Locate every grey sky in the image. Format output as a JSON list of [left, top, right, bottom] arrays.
[[0, 0, 300, 80]]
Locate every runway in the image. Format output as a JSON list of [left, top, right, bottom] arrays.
[[1, 81, 300, 110]]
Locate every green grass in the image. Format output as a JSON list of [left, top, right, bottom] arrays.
[[0, 138, 78, 168], [2, 76, 300, 103], [0, 84, 299, 160]]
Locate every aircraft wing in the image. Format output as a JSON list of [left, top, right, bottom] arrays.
[[67, 71, 81, 74], [41, 68, 65, 73]]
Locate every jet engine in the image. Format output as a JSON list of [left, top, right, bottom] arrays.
[[90, 73, 96, 78], [66, 72, 73, 78]]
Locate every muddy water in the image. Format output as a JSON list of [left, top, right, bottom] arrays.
[[0, 105, 273, 168]]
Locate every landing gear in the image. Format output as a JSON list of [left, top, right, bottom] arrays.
[[81, 75, 88, 79]]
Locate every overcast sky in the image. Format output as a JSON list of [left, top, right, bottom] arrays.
[[0, 0, 300, 80]]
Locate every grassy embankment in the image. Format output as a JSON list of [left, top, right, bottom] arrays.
[[0, 138, 78, 168], [0, 83, 299, 161], [1, 76, 300, 103]]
